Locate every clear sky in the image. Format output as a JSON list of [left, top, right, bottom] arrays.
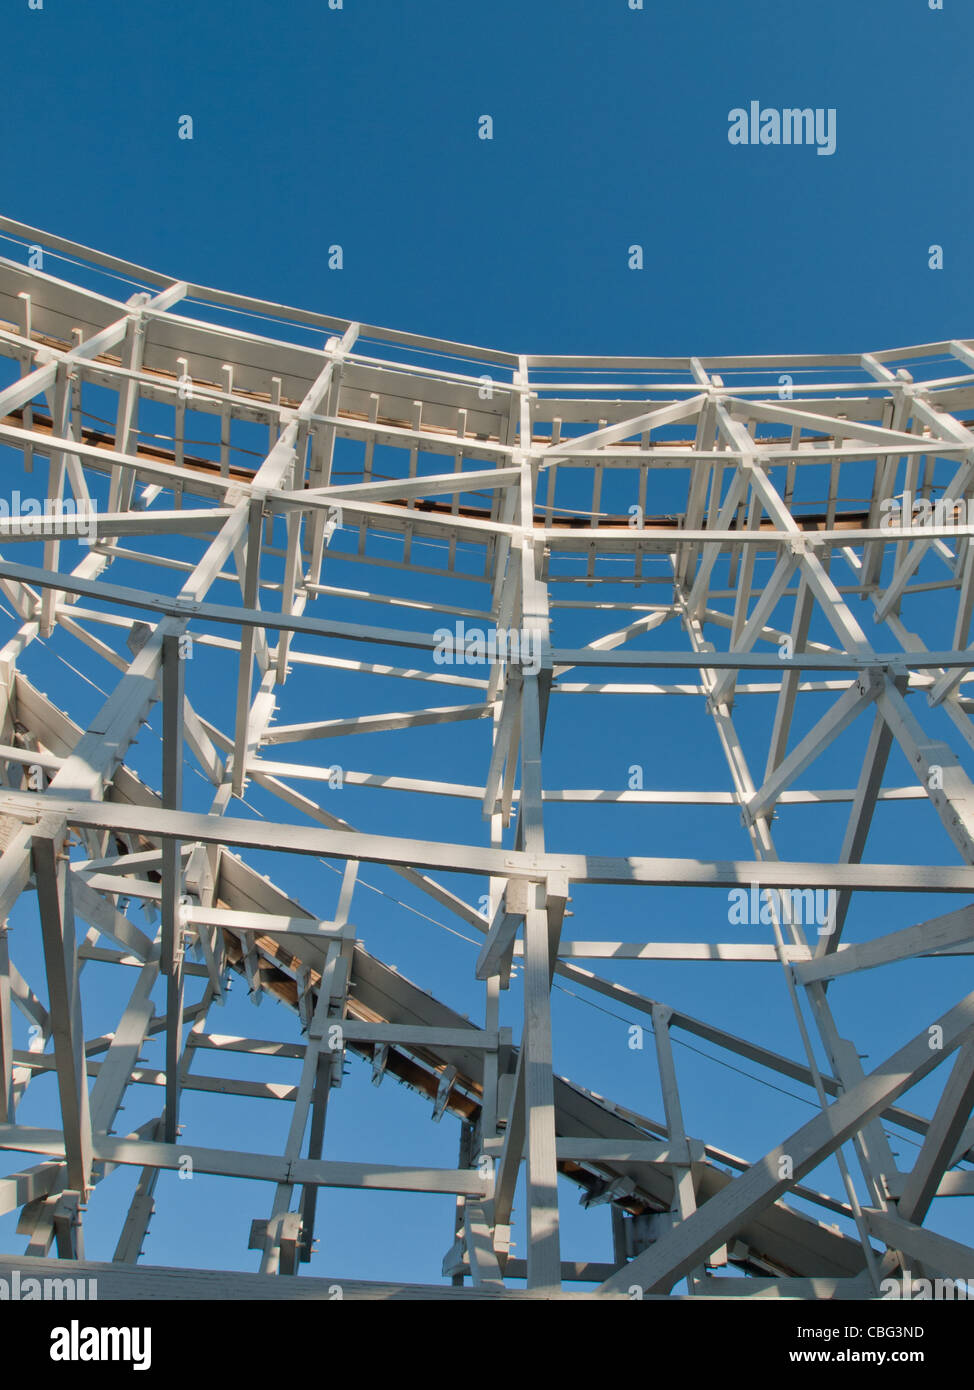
[[1, 0, 973, 1291], [5, 0, 972, 356]]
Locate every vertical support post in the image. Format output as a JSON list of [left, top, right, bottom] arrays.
[[450, 1121, 474, 1286], [0, 923, 13, 1123], [652, 1003, 707, 1291], [161, 633, 185, 1144], [33, 819, 92, 1198], [232, 494, 265, 798], [296, 1046, 334, 1265], [260, 941, 344, 1274], [523, 883, 561, 1290]]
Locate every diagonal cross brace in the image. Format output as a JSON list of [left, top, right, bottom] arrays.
[[600, 987, 974, 1294]]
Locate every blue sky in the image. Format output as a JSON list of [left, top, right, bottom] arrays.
[[2, 0, 974, 1290], [6, 0, 972, 355]]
